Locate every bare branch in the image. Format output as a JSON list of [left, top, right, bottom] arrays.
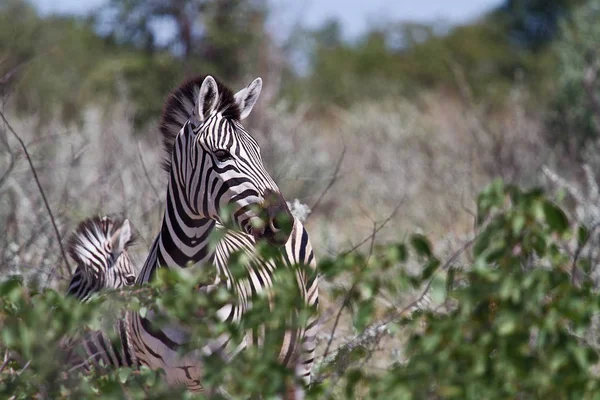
[[571, 221, 600, 287], [341, 198, 405, 256], [319, 219, 382, 377], [137, 142, 161, 200], [0, 147, 18, 191], [307, 146, 345, 220], [0, 110, 72, 278], [0, 349, 10, 374], [583, 61, 600, 127], [318, 201, 405, 350]]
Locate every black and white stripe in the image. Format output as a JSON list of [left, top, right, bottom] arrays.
[[62, 216, 138, 371], [125, 75, 319, 396], [66, 216, 137, 301]]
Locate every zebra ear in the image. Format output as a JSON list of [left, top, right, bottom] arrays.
[[110, 219, 131, 257], [234, 77, 262, 120], [197, 75, 219, 121]]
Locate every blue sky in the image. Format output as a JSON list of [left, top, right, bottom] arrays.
[[33, 0, 502, 38]]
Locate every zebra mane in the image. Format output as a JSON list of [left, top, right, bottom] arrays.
[[159, 74, 241, 172], [67, 216, 137, 267]]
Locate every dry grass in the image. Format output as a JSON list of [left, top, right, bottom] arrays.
[[0, 86, 558, 281]]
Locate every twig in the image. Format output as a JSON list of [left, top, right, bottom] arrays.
[[16, 360, 31, 376], [0, 110, 72, 278], [571, 221, 600, 286], [307, 146, 345, 220], [137, 143, 161, 200], [341, 199, 405, 257], [583, 61, 600, 128], [0, 349, 9, 374], [0, 148, 18, 191], [391, 236, 476, 319], [321, 219, 380, 363], [0, 59, 29, 85]]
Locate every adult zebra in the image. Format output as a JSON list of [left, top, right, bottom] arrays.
[[125, 74, 319, 397], [62, 216, 139, 370]]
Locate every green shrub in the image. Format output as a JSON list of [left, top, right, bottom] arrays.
[[2, 180, 600, 398]]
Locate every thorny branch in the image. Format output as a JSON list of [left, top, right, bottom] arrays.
[[0, 109, 72, 278]]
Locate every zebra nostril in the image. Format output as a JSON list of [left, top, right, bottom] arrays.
[[125, 275, 136, 285], [269, 219, 280, 233]]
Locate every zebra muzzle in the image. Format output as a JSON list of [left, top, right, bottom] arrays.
[[258, 189, 293, 247]]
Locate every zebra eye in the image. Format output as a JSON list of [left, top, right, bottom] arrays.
[[214, 149, 232, 162], [124, 275, 136, 285]]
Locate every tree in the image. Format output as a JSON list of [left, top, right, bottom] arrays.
[[99, 0, 268, 82], [494, 0, 586, 51], [548, 0, 600, 154]]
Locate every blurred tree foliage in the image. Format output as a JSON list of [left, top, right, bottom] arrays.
[[100, 0, 268, 81], [494, 0, 586, 51], [287, 0, 593, 111], [1, 0, 599, 142], [0, 0, 180, 128], [0, 0, 269, 129], [288, 16, 544, 108], [548, 0, 600, 154]]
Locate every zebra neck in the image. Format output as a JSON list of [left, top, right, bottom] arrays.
[[139, 183, 217, 283]]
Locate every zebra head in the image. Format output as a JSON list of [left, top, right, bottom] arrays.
[[160, 75, 293, 246], [67, 216, 137, 289]]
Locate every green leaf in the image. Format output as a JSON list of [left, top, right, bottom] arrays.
[[353, 299, 375, 332], [543, 201, 569, 233], [430, 275, 446, 304], [511, 214, 526, 235], [577, 225, 589, 247], [118, 368, 132, 384], [421, 258, 441, 280], [411, 234, 432, 258], [387, 243, 407, 263], [446, 267, 456, 294]]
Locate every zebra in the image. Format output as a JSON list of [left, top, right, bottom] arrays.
[[65, 216, 137, 301], [61, 216, 139, 371], [122, 74, 320, 397]]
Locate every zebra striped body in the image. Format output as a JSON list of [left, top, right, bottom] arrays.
[[124, 74, 320, 395], [62, 216, 138, 370], [128, 217, 319, 391]]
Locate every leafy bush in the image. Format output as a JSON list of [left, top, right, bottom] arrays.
[[2, 180, 600, 398]]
